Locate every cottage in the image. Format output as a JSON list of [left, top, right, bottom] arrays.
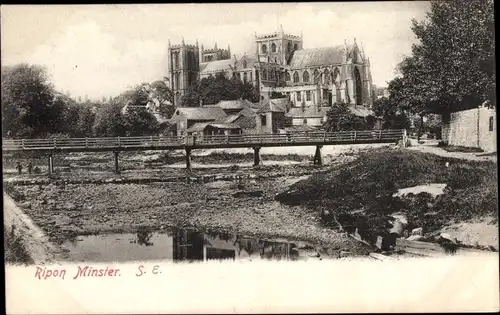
[[186, 123, 242, 142], [286, 106, 329, 126], [204, 99, 260, 116], [169, 107, 227, 136], [255, 98, 290, 134]]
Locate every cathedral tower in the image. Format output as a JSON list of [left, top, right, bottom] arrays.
[[168, 38, 200, 106], [255, 25, 302, 65]]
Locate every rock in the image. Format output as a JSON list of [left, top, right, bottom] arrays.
[[18, 201, 31, 209], [233, 190, 263, 198], [411, 227, 423, 236], [406, 235, 424, 241]]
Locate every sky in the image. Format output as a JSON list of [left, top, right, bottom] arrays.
[[1, 2, 431, 101]]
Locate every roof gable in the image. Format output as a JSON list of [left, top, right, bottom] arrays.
[[289, 46, 347, 68]]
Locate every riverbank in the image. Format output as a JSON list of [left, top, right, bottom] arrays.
[[276, 147, 498, 250]]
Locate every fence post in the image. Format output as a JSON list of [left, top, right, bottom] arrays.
[[22, 139, 25, 150], [53, 138, 57, 149], [85, 138, 88, 149], [403, 129, 408, 148], [379, 129, 382, 140], [118, 136, 121, 147], [354, 130, 357, 141]]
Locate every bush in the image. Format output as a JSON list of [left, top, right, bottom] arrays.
[[4, 225, 34, 265]]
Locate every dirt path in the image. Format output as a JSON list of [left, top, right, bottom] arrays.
[[408, 142, 497, 162]]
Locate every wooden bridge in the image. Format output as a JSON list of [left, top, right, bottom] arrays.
[[2, 129, 407, 172]]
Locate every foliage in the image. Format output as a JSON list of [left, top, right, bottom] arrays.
[[123, 106, 160, 136], [92, 101, 127, 137], [372, 97, 411, 130], [181, 73, 259, 106], [1, 64, 59, 138], [395, 0, 495, 115], [4, 224, 34, 265], [150, 79, 175, 119], [322, 102, 374, 131], [275, 148, 498, 237]]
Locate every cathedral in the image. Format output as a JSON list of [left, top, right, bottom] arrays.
[[168, 26, 374, 109]]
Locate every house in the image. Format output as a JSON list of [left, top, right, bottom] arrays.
[[286, 106, 329, 126], [441, 102, 496, 152], [203, 99, 260, 115], [215, 112, 257, 134], [254, 98, 290, 134], [169, 107, 227, 136], [186, 122, 242, 141]]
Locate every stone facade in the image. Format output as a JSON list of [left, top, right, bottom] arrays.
[[441, 105, 496, 152], [168, 26, 374, 110]]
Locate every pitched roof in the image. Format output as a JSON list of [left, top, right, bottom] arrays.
[[213, 99, 255, 110], [233, 115, 257, 129], [175, 107, 227, 120], [215, 114, 241, 124], [289, 46, 347, 69], [286, 106, 330, 118], [237, 107, 258, 117], [257, 98, 289, 113], [187, 122, 241, 133], [199, 59, 234, 74], [347, 105, 375, 117]]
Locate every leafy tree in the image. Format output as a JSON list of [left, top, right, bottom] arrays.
[[323, 102, 374, 131], [397, 0, 495, 115], [92, 101, 126, 137], [123, 106, 159, 136], [372, 95, 411, 130], [150, 79, 174, 118], [1, 64, 60, 138]]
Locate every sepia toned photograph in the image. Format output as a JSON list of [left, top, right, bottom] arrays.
[[2, 1, 498, 313]]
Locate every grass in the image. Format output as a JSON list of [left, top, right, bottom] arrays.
[[4, 224, 34, 265], [275, 148, 498, 240]]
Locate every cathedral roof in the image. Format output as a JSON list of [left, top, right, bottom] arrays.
[[174, 107, 227, 120], [199, 59, 234, 74], [289, 46, 347, 69]]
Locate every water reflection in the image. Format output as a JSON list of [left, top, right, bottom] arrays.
[[61, 227, 321, 263]]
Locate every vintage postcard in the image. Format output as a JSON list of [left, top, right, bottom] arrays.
[[2, 2, 498, 313]]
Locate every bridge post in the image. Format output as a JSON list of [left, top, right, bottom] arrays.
[[113, 151, 120, 174], [47, 155, 54, 175], [185, 148, 192, 171], [402, 129, 408, 148], [253, 147, 262, 166], [313, 145, 323, 166]]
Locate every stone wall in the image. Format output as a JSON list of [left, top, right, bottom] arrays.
[[443, 106, 496, 152]]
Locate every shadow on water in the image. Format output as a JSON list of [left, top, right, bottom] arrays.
[[59, 227, 325, 263]]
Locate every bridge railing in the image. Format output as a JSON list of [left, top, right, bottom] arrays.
[[2, 130, 404, 151]]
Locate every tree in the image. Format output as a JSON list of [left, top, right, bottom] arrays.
[[150, 79, 174, 118], [1, 64, 60, 138], [398, 0, 495, 115], [323, 102, 373, 131], [372, 94, 411, 130], [92, 101, 126, 137], [123, 106, 159, 136]]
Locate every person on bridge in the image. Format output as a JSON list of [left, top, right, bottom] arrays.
[[27, 161, 33, 174], [16, 161, 23, 175]]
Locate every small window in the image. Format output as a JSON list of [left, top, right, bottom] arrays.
[[303, 118, 307, 125], [293, 72, 299, 83], [303, 71, 309, 83], [287, 42, 292, 53], [261, 115, 267, 126], [489, 116, 494, 131], [271, 43, 276, 53], [296, 92, 301, 102], [262, 44, 267, 54], [306, 91, 311, 101], [294, 43, 298, 50], [285, 71, 290, 81], [243, 72, 248, 83]]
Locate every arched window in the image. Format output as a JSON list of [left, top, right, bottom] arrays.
[[242, 60, 247, 68], [270, 70, 274, 80], [293, 72, 299, 83], [294, 43, 298, 50], [175, 72, 180, 89], [333, 68, 341, 85], [262, 44, 267, 54], [287, 42, 292, 53], [303, 71, 309, 83], [174, 52, 180, 69], [323, 69, 330, 84], [243, 72, 248, 83], [314, 69, 320, 84], [306, 91, 311, 101], [271, 43, 276, 53], [262, 69, 268, 80], [285, 71, 291, 81]]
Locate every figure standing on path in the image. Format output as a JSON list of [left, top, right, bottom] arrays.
[[27, 161, 33, 174], [16, 161, 23, 175]]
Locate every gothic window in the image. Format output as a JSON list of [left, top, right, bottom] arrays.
[[276, 71, 280, 82], [271, 43, 276, 53], [243, 72, 248, 83], [314, 69, 320, 84], [175, 72, 180, 89], [262, 69, 268, 80], [489, 116, 494, 131], [285, 71, 291, 81], [262, 44, 267, 54], [174, 52, 179, 69], [296, 91, 301, 101], [270, 70, 274, 80], [250, 72, 253, 82], [294, 43, 298, 50], [323, 69, 330, 84], [287, 42, 292, 53], [243, 60, 247, 68], [293, 72, 299, 83], [306, 91, 311, 101], [303, 71, 309, 83]]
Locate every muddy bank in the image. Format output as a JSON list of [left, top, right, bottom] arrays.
[[6, 171, 372, 259]]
